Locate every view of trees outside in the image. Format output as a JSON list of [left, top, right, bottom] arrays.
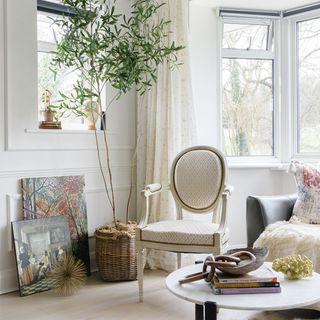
[[223, 23, 269, 50], [297, 18, 320, 153], [222, 23, 274, 156], [38, 13, 82, 128], [222, 58, 273, 156]]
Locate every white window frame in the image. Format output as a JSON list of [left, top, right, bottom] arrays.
[[4, 0, 125, 151], [218, 16, 281, 165], [37, 12, 78, 129], [37, 11, 96, 130], [288, 9, 320, 161]]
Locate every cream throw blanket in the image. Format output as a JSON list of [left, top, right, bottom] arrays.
[[254, 217, 320, 272], [254, 217, 320, 312]]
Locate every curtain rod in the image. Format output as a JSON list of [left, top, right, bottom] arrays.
[[219, 2, 320, 19], [283, 2, 320, 17], [219, 8, 281, 18]]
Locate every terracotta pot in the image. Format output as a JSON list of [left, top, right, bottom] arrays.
[[42, 110, 55, 122]]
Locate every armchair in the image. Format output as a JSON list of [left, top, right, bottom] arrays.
[[136, 146, 232, 302], [246, 193, 320, 312], [246, 194, 297, 247]]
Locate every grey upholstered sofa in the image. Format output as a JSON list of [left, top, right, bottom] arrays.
[[246, 194, 298, 247]]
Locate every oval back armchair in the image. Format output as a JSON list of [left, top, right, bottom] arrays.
[[136, 146, 232, 302]]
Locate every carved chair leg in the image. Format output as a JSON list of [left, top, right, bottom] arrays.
[[137, 248, 145, 302], [177, 252, 182, 269]]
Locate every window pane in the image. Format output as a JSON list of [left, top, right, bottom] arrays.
[[38, 52, 83, 128], [37, 13, 63, 44], [38, 12, 84, 129], [222, 58, 274, 156], [297, 18, 320, 153], [223, 23, 269, 50]]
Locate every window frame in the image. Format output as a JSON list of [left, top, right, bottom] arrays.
[[36, 9, 103, 130], [4, 0, 129, 151], [37, 11, 85, 129], [290, 9, 320, 160], [218, 16, 281, 164]]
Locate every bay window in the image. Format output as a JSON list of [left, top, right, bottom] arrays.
[[219, 7, 320, 163]]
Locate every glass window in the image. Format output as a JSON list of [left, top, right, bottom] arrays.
[[37, 12, 83, 129], [221, 19, 275, 157], [297, 17, 320, 153], [223, 23, 270, 50], [37, 12, 63, 44], [222, 58, 274, 156]]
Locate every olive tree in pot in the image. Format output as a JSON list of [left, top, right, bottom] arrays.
[[51, 0, 183, 281]]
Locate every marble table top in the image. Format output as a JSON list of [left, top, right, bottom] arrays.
[[166, 262, 320, 311]]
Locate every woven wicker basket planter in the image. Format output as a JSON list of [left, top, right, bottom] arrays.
[[95, 221, 137, 281]]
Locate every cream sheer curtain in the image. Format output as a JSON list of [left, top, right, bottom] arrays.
[[136, 0, 197, 272]]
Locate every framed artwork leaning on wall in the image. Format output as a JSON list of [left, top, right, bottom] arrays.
[[21, 176, 91, 275], [12, 215, 71, 296]]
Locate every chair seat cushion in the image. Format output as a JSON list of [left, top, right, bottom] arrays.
[[254, 218, 320, 272], [138, 220, 228, 246]]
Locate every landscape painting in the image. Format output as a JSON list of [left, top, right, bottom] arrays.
[[21, 176, 90, 274], [12, 216, 71, 296]]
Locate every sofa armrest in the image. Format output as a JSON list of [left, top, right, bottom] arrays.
[[246, 194, 297, 247]]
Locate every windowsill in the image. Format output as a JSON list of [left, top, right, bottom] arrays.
[[228, 159, 320, 170], [228, 163, 289, 170], [25, 128, 118, 135]]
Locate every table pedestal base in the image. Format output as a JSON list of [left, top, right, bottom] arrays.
[[195, 302, 217, 320]]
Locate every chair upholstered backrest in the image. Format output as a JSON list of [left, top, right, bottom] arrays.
[[170, 146, 227, 213]]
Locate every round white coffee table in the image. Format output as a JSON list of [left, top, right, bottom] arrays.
[[166, 262, 320, 320]]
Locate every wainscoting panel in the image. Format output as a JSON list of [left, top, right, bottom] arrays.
[[0, 164, 137, 294], [6, 193, 22, 252]]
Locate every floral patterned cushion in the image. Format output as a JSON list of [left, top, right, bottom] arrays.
[[289, 161, 320, 224]]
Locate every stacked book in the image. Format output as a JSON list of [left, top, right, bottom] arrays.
[[39, 121, 62, 129], [212, 264, 281, 295]]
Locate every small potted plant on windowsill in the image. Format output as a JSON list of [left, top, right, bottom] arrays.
[[39, 89, 62, 129], [51, 0, 183, 281]]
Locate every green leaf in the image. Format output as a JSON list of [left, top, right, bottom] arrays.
[[51, 0, 184, 116]]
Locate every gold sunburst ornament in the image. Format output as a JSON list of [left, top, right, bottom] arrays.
[[50, 255, 87, 295]]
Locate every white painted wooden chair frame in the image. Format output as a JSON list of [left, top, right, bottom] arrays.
[[136, 146, 233, 302]]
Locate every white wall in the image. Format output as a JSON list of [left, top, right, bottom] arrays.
[[189, 2, 297, 247], [0, 0, 136, 293]]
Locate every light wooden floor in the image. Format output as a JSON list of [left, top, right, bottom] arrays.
[[1, 270, 320, 320]]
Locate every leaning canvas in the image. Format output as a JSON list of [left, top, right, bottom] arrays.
[[21, 176, 90, 274], [12, 215, 71, 296]]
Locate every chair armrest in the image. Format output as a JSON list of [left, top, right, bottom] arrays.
[[138, 184, 170, 228], [246, 194, 297, 247], [216, 191, 229, 234], [223, 185, 234, 195], [143, 183, 162, 196], [216, 186, 234, 234]]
